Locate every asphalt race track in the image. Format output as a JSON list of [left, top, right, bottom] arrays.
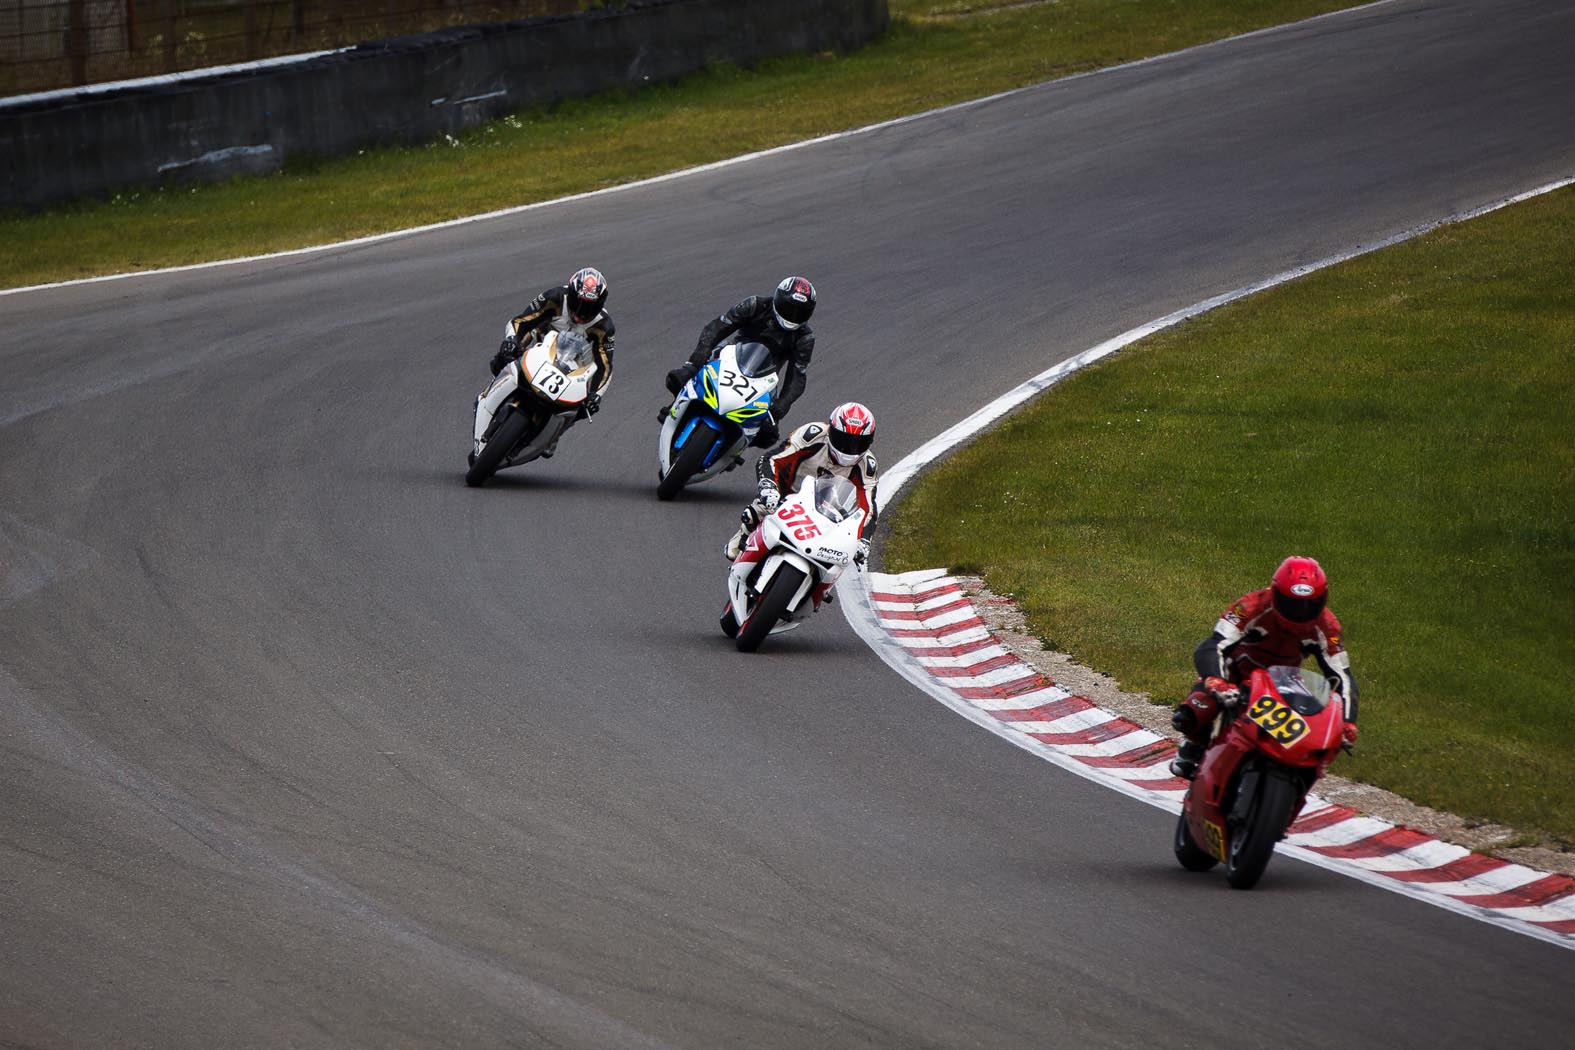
[[4, 2, 1575, 1046]]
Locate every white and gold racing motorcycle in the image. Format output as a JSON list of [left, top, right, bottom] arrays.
[[466, 329, 595, 487]]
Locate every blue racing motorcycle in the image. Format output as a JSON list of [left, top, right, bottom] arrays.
[[655, 341, 779, 500]]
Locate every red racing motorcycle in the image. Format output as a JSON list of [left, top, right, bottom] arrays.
[[1174, 664, 1349, 889]]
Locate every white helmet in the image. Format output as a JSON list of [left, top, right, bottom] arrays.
[[826, 402, 875, 466]]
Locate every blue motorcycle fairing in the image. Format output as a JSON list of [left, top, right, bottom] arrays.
[[673, 410, 726, 469]]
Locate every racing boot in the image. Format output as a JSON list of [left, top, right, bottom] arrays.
[[1169, 740, 1206, 780], [1168, 685, 1221, 779], [724, 523, 748, 562]]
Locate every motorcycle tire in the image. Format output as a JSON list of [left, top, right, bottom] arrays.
[[1225, 766, 1298, 890], [734, 565, 804, 653], [465, 409, 530, 488], [719, 601, 739, 638], [1173, 809, 1219, 872], [656, 431, 711, 501]]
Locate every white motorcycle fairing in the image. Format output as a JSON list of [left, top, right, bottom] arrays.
[[471, 329, 595, 469], [726, 475, 865, 648]]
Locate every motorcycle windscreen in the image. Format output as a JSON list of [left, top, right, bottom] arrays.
[[1267, 664, 1333, 716], [553, 330, 594, 372], [814, 474, 861, 523], [731, 341, 777, 378]]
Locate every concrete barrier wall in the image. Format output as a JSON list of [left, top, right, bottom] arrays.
[[0, 0, 889, 209]]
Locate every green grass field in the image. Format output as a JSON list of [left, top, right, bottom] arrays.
[[885, 186, 1575, 844], [1, 0, 1353, 289]]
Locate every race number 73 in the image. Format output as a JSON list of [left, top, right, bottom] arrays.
[[533, 363, 568, 397], [776, 503, 821, 540], [1247, 694, 1309, 746]]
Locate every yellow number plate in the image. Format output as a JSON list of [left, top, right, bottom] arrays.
[[1204, 820, 1227, 862], [1247, 694, 1310, 747]]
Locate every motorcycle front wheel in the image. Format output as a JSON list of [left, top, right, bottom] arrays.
[[466, 409, 531, 487], [734, 565, 805, 653], [1173, 808, 1219, 872], [657, 431, 712, 501], [1225, 766, 1298, 889]]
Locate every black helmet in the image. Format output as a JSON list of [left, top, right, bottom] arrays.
[[772, 275, 816, 330], [567, 267, 608, 324]]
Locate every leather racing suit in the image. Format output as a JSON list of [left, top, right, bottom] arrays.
[[677, 295, 814, 440], [1172, 588, 1358, 769]]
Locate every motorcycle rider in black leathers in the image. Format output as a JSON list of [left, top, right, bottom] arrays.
[[476, 267, 614, 463], [662, 275, 816, 448]]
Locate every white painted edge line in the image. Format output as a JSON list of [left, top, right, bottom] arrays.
[[0, 0, 1405, 300], [840, 174, 1575, 952]]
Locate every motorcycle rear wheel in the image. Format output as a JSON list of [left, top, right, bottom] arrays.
[[656, 431, 712, 501], [1225, 767, 1298, 890], [1173, 809, 1219, 872], [465, 409, 530, 487], [735, 565, 805, 653]]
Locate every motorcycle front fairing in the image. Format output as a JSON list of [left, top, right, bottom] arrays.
[[726, 476, 864, 635], [658, 343, 779, 483], [1185, 666, 1347, 861], [473, 331, 592, 467]]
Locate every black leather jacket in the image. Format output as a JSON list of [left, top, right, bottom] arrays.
[[686, 295, 814, 417]]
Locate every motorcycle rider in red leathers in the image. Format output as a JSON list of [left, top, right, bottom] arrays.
[[1169, 556, 1360, 779], [724, 402, 879, 563]]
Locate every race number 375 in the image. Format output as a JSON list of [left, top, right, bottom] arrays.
[[776, 503, 821, 541]]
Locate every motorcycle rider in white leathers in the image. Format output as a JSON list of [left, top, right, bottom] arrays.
[[725, 402, 880, 562], [473, 267, 614, 464]]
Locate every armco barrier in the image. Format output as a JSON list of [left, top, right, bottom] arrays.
[[0, 0, 889, 209]]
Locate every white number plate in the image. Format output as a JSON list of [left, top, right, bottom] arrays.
[[533, 363, 569, 397]]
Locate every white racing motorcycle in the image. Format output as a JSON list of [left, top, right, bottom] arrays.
[[721, 474, 867, 652], [656, 341, 779, 500], [467, 329, 595, 487]]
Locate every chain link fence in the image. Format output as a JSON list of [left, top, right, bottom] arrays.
[[1, 0, 594, 95]]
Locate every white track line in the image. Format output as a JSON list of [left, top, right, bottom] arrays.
[[1, 0, 1404, 299]]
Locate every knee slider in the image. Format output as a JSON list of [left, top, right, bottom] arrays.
[[1171, 705, 1198, 734]]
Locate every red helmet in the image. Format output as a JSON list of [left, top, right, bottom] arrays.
[[827, 401, 875, 466], [1271, 556, 1328, 623], [567, 267, 607, 324]]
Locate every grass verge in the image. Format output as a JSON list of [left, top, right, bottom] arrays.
[[885, 186, 1575, 844], [1, 0, 1355, 289]]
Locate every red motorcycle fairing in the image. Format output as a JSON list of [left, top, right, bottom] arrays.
[[734, 525, 767, 566]]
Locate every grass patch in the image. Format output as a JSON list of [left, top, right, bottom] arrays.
[[885, 187, 1575, 843], [0, 0, 1355, 289]]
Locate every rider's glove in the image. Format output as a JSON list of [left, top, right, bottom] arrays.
[[579, 392, 601, 418], [757, 482, 781, 512], [751, 416, 780, 449], [854, 539, 871, 566], [490, 336, 519, 376], [665, 364, 697, 395], [1204, 675, 1241, 708], [741, 505, 762, 528], [1341, 723, 1359, 753]]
